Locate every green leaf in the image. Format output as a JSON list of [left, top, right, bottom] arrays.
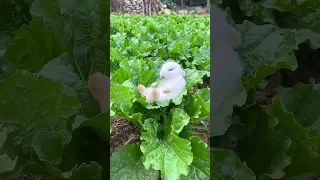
[[124, 113, 143, 129], [193, 88, 210, 121], [265, 96, 320, 178], [170, 108, 190, 134], [185, 68, 209, 90], [110, 144, 159, 180], [294, 28, 320, 49], [235, 108, 291, 179], [184, 96, 202, 121], [0, 127, 7, 149], [193, 46, 210, 72], [277, 83, 320, 129], [110, 84, 135, 115], [237, 20, 298, 89], [141, 118, 159, 137], [59, 0, 108, 78], [37, 52, 99, 118], [140, 133, 193, 180], [3, 17, 69, 75], [211, 148, 256, 180], [37, 53, 81, 87], [32, 131, 65, 167], [0, 154, 18, 173], [211, 82, 247, 137], [111, 58, 157, 87], [30, 0, 109, 79], [140, 112, 193, 180], [45, 161, 101, 180], [248, 1, 320, 49], [0, 0, 32, 50], [279, 11, 320, 48], [30, 0, 65, 35], [237, 0, 276, 24], [72, 111, 109, 139], [0, 70, 80, 174], [181, 136, 210, 180], [184, 88, 210, 123], [91, 35, 109, 75], [57, 127, 108, 180]]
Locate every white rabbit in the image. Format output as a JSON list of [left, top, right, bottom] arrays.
[[210, 4, 244, 111], [137, 61, 186, 103]]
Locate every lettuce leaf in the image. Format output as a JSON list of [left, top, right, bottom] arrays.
[[110, 144, 159, 180], [140, 109, 194, 180], [211, 148, 256, 180], [0, 70, 80, 177], [140, 132, 193, 180], [181, 136, 210, 180]]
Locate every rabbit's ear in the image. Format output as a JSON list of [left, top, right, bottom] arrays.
[[229, 26, 241, 49]]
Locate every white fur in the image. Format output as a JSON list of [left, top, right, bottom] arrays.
[[140, 61, 186, 103], [211, 5, 243, 111], [157, 61, 186, 102]]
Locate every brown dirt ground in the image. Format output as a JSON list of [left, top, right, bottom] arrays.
[[194, 118, 210, 147], [110, 117, 141, 155]]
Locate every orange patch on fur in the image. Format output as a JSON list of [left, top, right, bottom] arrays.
[[148, 88, 158, 103]]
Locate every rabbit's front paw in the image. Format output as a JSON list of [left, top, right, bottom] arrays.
[[137, 85, 146, 95]]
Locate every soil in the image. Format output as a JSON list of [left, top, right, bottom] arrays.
[[110, 117, 141, 155], [194, 118, 210, 146]]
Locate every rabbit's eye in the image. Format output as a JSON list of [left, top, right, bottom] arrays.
[[168, 68, 174, 71]]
